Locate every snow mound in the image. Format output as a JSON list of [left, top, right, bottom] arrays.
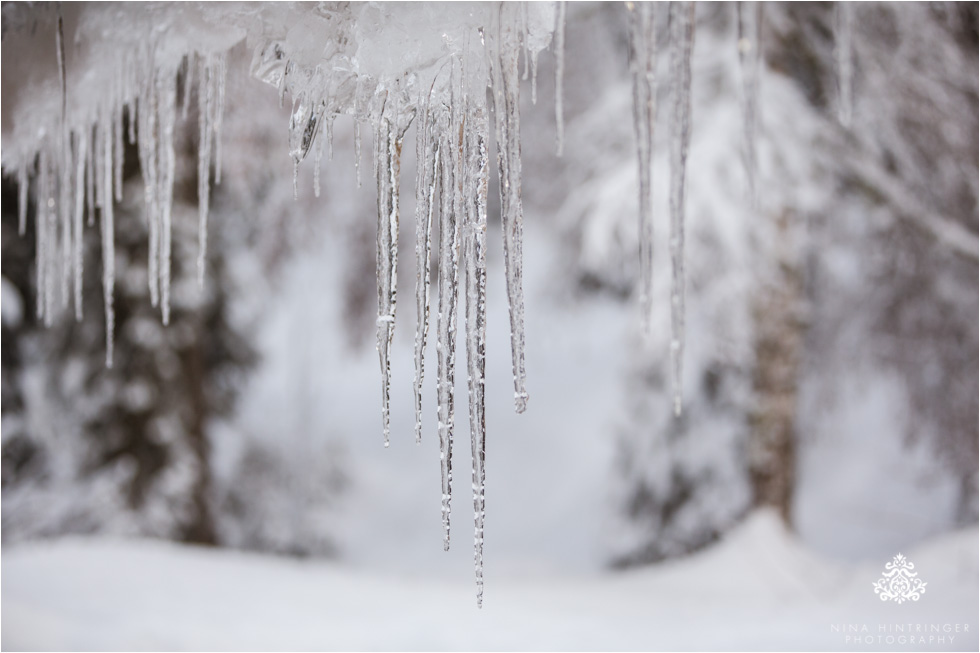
[[3, 510, 976, 651]]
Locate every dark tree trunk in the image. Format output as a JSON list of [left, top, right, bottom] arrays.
[[749, 210, 804, 523]]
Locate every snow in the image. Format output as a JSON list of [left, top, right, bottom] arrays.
[[3, 510, 976, 650]]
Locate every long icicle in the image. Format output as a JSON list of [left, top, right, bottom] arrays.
[[436, 62, 462, 550], [413, 71, 444, 444], [102, 109, 116, 368], [57, 10, 70, 312], [59, 130, 72, 311], [463, 102, 490, 609], [668, 1, 695, 417], [737, 2, 761, 209], [628, 1, 658, 332], [139, 47, 161, 309], [158, 68, 178, 326], [492, 3, 529, 414], [213, 53, 226, 185], [375, 92, 404, 449]]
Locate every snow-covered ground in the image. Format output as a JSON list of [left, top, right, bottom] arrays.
[[3, 511, 976, 651]]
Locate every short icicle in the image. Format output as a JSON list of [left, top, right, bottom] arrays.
[[668, 1, 695, 417], [463, 102, 490, 609]]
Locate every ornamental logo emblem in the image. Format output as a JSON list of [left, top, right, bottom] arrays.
[[872, 553, 927, 604]]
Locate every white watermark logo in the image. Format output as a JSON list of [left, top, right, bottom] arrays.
[[873, 553, 927, 604]]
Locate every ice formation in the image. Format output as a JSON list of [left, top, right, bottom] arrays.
[[626, 1, 696, 415], [627, 1, 659, 331], [3, 1, 704, 604]]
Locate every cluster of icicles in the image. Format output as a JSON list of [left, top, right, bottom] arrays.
[[8, 1, 856, 607], [16, 12, 228, 369]]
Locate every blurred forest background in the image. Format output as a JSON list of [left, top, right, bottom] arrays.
[[2, 1, 977, 576]]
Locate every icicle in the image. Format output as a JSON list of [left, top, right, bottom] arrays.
[[139, 55, 161, 309], [375, 92, 405, 449], [737, 2, 761, 209], [102, 111, 115, 367], [554, 0, 566, 156], [436, 108, 460, 551], [60, 133, 72, 311], [213, 53, 226, 185], [491, 4, 529, 413], [44, 157, 56, 326], [73, 131, 87, 321], [413, 73, 443, 444], [463, 104, 490, 610], [56, 9, 70, 314], [835, 3, 854, 128], [158, 70, 178, 326], [326, 116, 334, 161], [668, 1, 695, 417], [36, 149, 49, 322], [18, 163, 28, 236], [198, 56, 214, 288], [628, 1, 658, 333]]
